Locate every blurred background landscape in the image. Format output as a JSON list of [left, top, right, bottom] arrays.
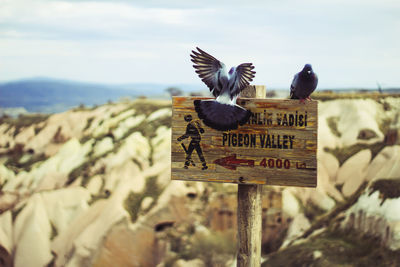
[[1, 0, 400, 266]]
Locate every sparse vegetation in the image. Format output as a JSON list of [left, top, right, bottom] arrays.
[[124, 175, 163, 223], [2, 95, 398, 266], [165, 87, 183, 97], [369, 179, 400, 204], [326, 116, 341, 137], [50, 222, 58, 240], [324, 141, 386, 166], [299, 199, 327, 223], [164, 227, 236, 267], [0, 114, 49, 137], [263, 230, 400, 267], [313, 91, 400, 101], [11, 203, 26, 223], [84, 117, 95, 131], [300, 182, 368, 240]]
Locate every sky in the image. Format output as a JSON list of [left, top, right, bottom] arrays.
[[0, 0, 399, 89]]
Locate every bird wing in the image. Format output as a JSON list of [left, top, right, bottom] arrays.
[[290, 73, 299, 99], [191, 47, 226, 97], [230, 63, 256, 96]]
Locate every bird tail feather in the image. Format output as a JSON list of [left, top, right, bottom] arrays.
[[194, 100, 251, 131]]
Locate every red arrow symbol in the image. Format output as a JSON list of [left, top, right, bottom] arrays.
[[213, 154, 255, 170]]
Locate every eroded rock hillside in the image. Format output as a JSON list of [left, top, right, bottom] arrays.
[[0, 97, 399, 267]]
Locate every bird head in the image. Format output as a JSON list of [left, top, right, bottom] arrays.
[[303, 64, 313, 74], [228, 67, 235, 75]]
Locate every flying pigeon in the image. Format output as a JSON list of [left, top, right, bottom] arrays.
[[290, 64, 318, 103], [190, 47, 256, 131]]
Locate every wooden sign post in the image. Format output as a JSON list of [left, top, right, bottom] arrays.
[[237, 85, 264, 267], [171, 86, 317, 266]]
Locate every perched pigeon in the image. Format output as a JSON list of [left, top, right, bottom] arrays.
[[190, 47, 255, 131], [290, 64, 318, 103]]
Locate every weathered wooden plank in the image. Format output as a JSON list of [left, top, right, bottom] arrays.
[[237, 183, 262, 266], [171, 96, 318, 187]]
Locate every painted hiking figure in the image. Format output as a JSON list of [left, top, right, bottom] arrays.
[[177, 115, 208, 170]]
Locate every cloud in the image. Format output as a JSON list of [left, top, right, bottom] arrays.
[[0, 0, 215, 39], [0, 0, 399, 88]]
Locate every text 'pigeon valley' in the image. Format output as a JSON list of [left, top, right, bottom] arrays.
[[222, 133, 295, 149]]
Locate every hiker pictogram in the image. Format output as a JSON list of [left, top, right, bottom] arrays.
[[177, 114, 208, 170]]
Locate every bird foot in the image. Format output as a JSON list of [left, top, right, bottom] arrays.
[[299, 97, 312, 104]]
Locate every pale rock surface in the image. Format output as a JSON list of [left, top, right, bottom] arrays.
[[57, 138, 93, 174], [93, 137, 114, 157], [156, 181, 196, 206], [336, 99, 383, 146], [93, 109, 135, 138], [313, 250, 322, 260], [105, 160, 143, 193], [40, 187, 90, 234], [104, 132, 150, 172], [144, 161, 171, 189], [81, 105, 112, 135], [24, 109, 96, 154], [112, 114, 146, 140], [337, 149, 371, 197], [365, 146, 395, 181], [281, 213, 311, 248], [317, 163, 344, 203], [318, 99, 384, 148], [0, 123, 11, 138], [147, 108, 172, 122], [343, 189, 400, 250], [25, 122, 59, 154], [391, 222, 400, 250], [52, 200, 108, 267], [83, 104, 129, 135], [14, 125, 35, 145], [65, 193, 132, 266], [317, 115, 341, 150], [173, 258, 205, 267], [282, 188, 300, 217], [0, 125, 15, 149], [18, 154, 32, 164], [4, 138, 92, 193], [13, 194, 52, 267], [0, 193, 19, 213], [52, 191, 131, 267], [87, 175, 103, 195], [47, 110, 93, 139], [91, 220, 162, 267], [369, 145, 400, 180], [0, 165, 15, 185], [152, 126, 171, 165], [291, 163, 337, 212], [0, 211, 13, 254], [44, 142, 65, 157], [318, 151, 339, 182], [35, 172, 68, 191], [141, 196, 154, 211]]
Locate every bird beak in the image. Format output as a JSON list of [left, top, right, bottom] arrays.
[[307, 70, 311, 74]]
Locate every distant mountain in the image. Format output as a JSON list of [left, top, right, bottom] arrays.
[[0, 77, 205, 113]]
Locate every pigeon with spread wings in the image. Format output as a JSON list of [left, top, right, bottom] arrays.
[[290, 64, 318, 103], [191, 47, 255, 131]]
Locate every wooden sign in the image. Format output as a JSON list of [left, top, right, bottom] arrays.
[[171, 97, 317, 187]]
